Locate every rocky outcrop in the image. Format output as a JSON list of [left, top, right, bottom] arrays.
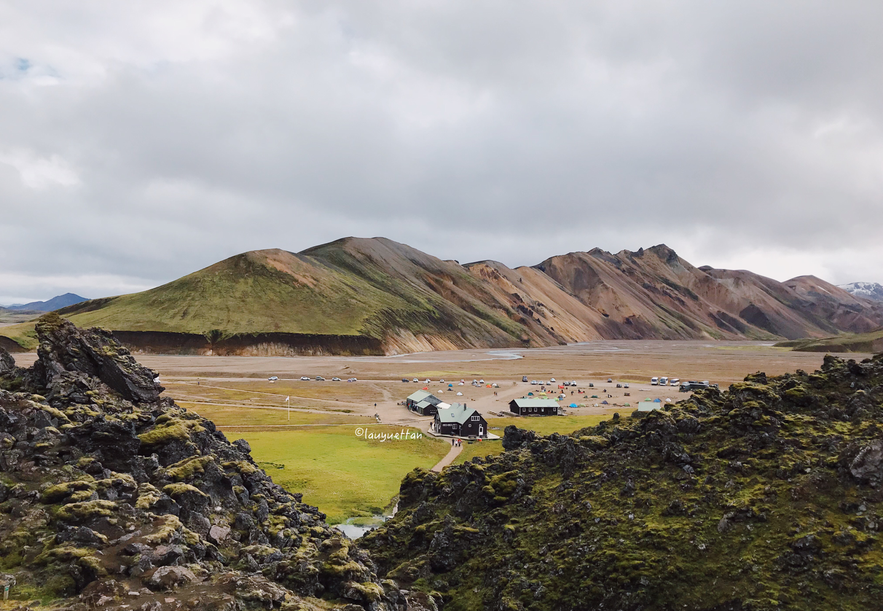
[[364, 352, 883, 610], [0, 315, 404, 610]]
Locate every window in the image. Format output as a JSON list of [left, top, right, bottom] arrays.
[[471, 415, 479, 421]]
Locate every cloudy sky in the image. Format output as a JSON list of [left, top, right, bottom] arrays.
[[2, 1, 882, 303]]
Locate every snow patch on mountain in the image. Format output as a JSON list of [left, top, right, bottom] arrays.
[[840, 282, 883, 302]]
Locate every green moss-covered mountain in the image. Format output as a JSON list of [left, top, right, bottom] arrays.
[[3, 237, 882, 354], [363, 353, 883, 610]]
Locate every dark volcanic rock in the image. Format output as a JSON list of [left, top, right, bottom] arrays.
[[0, 346, 14, 374], [364, 352, 883, 611], [31, 312, 164, 403], [0, 316, 402, 610]]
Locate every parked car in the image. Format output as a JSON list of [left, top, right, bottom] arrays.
[[550, 378, 556, 383], [623, 383, 629, 389], [413, 377, 419, 383], [331, 377, 341, 382], [315, 376, 325, 381], [300, 376, 310, 381], [522, 376, 529, 382], [402, 378, 410, 383], [347, 378, 357, 382], [616, 383, 622, 388], [268, 376, 278, 381]]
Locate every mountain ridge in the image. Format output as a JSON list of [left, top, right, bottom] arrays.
[[2, 238, 882, 354], [5, 292, 88, 312]]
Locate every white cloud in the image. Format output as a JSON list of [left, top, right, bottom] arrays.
[[1, 1, 883, 302], [0, 149, 81, 189]]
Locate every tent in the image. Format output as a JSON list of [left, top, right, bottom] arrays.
[[569, 403, 578, 408], [653, 398, 662, 403], [448, 384, 453, 387], [591, 395, 598, 399], [527, 392, 534, 396], [601, 400, 609, 405], [422, 387, 428, 390], [456, 392, 463, 396]]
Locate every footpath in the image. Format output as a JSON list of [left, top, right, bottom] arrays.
[[431, 443, 463, 472]]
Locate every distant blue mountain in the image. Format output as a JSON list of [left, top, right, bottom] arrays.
[[8, 293, 88, 312]]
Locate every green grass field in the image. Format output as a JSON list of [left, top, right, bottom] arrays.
[[487, 414, 610, 436], [181, 403, 372, 427], [224, 425, 449, 524], [179, 386, 615, 524]]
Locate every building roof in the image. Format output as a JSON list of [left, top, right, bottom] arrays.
[[407, 390, 434, 403], [511, 398, 560, 408], [435, 403, 482, 425], [415, 400, 432, 410]]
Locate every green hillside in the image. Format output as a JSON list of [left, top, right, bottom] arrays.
[[59, 249, 398, 336], [775, 328, 883, 353], [0, 239, 528, 352]]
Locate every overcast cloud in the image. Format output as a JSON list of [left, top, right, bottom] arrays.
[[2, 1, 882, 303]]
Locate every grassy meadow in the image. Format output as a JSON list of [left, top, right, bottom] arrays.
[[181, 386, 614, 523], [224, 425, 449, 524]]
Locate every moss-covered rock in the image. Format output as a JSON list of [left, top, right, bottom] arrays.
[[0, 317, 400, 609], [364, 352, 883, 611]]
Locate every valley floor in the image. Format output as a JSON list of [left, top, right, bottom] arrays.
[[12, 340, 871, 525]]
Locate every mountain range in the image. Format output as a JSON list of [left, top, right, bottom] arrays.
[[1, 238, 881, 354], [3, 292, 88, 312]]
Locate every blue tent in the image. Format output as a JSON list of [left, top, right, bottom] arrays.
[[601, 400, 609, 405], [448, 383, 453, 387], [653, 398, 662, 403], [569, 403, 577, 408], [527, 391, 534, 396]]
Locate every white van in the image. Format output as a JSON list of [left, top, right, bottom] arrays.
[[651, 377, 659, 385], [660, 377, 669, 386]]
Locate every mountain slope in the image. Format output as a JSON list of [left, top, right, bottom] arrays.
[[363, 353, 883, 610], [532, 245, 877, 340], [3, 238, 883, 354]]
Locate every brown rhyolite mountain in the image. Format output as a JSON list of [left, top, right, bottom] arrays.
[[6, 238, 882, 355]]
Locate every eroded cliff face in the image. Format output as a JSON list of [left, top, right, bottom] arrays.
[[364, 352, 883, 611], [0, 314, 434, 611]]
